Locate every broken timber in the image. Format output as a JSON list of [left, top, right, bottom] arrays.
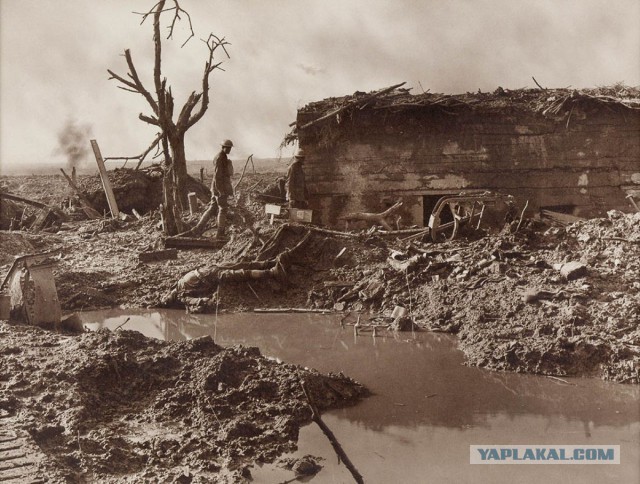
[[297, 82, 406, 132], [164, 237, 223, 250], [540, 209, 585, 226], [253, 308, 333, 314], [59, 168, 102, 219], [90, 139, 120, 219]]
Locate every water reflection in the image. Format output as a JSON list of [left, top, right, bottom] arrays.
[[81, 309, 639, 434]]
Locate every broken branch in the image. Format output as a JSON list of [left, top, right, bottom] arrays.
[[299, 380, 364, 484], [233, 154, 254, 191]]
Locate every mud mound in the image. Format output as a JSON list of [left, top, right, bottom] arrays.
[[0, 323, 366, 481], [0, 232, 34, 265], [80, 168, 163, 214], [80, 168, 212, 215]]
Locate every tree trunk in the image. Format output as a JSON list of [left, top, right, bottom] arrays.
[[170, 135, 189, 208], [162, 168, 179, 235]]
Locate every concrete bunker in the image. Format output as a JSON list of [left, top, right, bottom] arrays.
[[285, 84, 640, 227]]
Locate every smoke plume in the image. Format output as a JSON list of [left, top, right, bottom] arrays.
[[55, 120, 93, 170]]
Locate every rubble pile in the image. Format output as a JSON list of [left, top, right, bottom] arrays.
[[308, 213, 640, 383], [0, 323, 365, 482]]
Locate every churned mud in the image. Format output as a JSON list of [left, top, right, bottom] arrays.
[[0, 322, 365, 482]]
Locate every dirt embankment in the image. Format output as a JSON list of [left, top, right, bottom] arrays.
[[0, 323, 365, 482]]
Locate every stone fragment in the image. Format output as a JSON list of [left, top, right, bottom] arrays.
[[559, 261, 588, 280]]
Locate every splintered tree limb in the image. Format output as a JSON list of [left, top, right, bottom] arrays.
[[139, 113, 161, 126], [532, 76, 547, 90], [102, 133, 163, 170], [300, 380, 364, 484], [59, 169, 102, 219], [341, 201, 403, 231], [233, 154, 254, 191], [185, 34, 231, 131]]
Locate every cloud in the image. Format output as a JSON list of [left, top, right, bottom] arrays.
[[1, 0, 639, 169], [297, 63, 326, 76]]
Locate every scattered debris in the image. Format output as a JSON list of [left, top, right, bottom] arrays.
[[1, 250, 62, 326]]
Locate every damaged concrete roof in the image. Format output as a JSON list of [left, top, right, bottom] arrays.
[[285, 82, 640, 144]]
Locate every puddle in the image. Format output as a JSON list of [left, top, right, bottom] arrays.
[[81, 309, 640, 483]]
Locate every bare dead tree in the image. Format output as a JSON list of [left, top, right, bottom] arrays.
[[108, 0, 230, 235]]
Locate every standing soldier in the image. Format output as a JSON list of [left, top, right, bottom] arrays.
[[212, 139, 234, 239], [286, 148, 308, 209]]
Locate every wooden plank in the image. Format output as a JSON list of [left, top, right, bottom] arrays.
[[187, 192, 198, 216], [323, 281, 356, 288], [540, 209, 585, 225], [253, 308, 333, 314], [164, 237, 221, 249], [138, 248, 178, 263], [90, 139, 120, 218]]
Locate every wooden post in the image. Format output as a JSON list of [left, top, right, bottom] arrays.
[[188, 192, 198, 216], [90, 139, 120, 219], [199, 167, 205, 184]]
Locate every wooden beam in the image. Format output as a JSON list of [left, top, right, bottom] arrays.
[[164, 236, 222, 249], [90, 139, 120, 218]]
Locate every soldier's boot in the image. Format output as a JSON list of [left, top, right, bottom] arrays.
[[268, 259, 288, 284], [219, 269, 251, 283]]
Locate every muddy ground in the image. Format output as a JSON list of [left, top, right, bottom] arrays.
[[0, 322, 365, 482], [1, 171, 639, 480]]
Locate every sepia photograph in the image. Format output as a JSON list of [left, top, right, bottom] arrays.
[[1, 0, 639, 482]]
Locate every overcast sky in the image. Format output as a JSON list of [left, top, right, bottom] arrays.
[[1, 0, 639, 170]]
